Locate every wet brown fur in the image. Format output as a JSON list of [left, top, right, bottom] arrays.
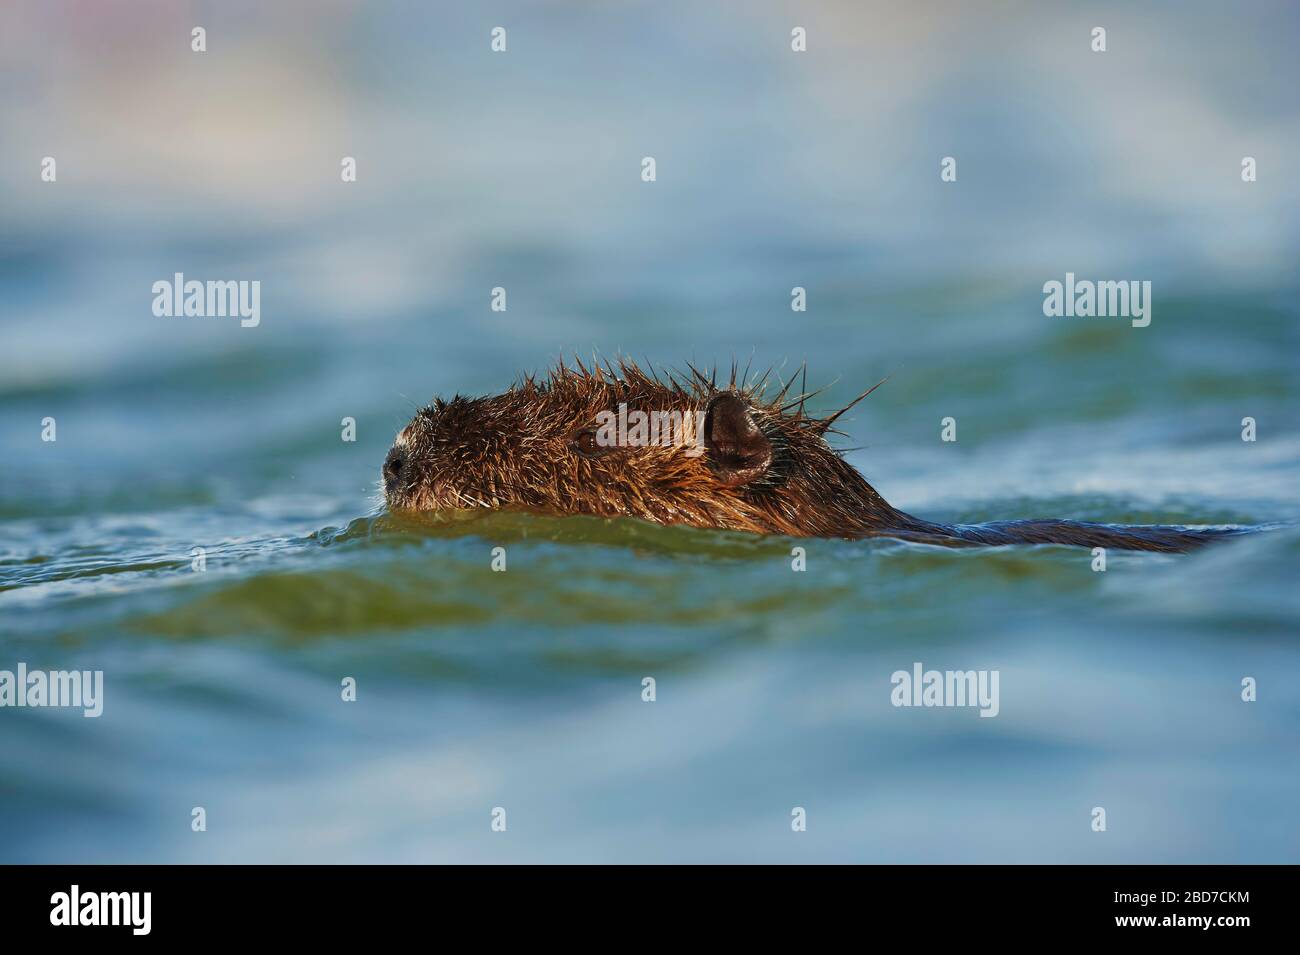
[[383, 359, 1240, 553]]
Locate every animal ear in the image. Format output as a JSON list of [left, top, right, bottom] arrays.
[[704, 393, 773, 486]]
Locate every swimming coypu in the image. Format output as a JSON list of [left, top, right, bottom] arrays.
[[383, 359, 1240, 553]]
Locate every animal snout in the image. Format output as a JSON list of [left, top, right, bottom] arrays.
[[383, 448, 406, 494]]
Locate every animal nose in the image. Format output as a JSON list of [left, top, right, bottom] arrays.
[[383, 448, 406, 492]]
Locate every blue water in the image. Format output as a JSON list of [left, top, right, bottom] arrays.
[[1, 0, 1298, 862]]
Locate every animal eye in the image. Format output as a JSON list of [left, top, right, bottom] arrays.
[[570, 428, 612, 459]]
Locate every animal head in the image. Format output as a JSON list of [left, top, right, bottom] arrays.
[[383, 359, 896, 536]]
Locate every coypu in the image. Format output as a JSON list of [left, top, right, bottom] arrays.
[[382, 359, 1242, 553]]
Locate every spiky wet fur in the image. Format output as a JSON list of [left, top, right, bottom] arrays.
[[384, 359, 1242, 553]]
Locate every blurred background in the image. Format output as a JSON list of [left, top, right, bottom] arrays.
[[1, 0, 1297, 862]]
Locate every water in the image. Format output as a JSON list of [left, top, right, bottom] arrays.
[[2, 1, 1299, 862]]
